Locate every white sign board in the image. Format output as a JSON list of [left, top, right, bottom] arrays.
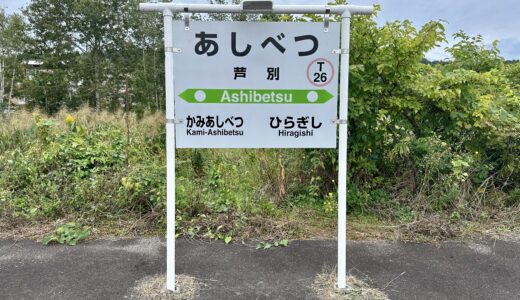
[[173, 21, 340, 148]]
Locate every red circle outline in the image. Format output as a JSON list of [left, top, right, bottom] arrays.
[[306, 58, 335, 87]]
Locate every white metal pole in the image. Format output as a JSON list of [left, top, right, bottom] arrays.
[[139, 2, 373, 293], [163, 8, 176, 292], [337, 10, 351, 290]]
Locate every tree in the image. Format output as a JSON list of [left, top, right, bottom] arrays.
[[22, 0, 166, 114], [0, 9, 27, 112], [445, 31, 503, 73], [23, 0, 79, 113], [207, 0, 258, 22]]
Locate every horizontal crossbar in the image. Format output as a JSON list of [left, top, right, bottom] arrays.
[[139, 3, 373, 16]]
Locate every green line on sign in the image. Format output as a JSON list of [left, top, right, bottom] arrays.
[[178, 89, 334, 104]]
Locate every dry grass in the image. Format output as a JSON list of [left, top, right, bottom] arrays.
[[53, 108, 164, 134], [175, 206, 338, 243], [0, 107, 164, 134], [346, 217, 397, 241], [0, 217, 166, 242], [0, 110, 34, 133], [241, 207, 337, 241], [392, 214, 458, 242], [130, 274, 202, 300], [1, 210, 517, 244], [0, 219, 55, 240], [312, 269, 388, 300], [3, 212, 517, 244]]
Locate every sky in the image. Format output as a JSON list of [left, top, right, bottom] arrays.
[[2, 0, 519, 61]]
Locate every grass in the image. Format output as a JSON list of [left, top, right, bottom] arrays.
[[0, 219, 55, 240], [2, 209, 519, 245], [311, 268, 388, 300], [130, 274, 202, 300], [1, 108, 519, 244]]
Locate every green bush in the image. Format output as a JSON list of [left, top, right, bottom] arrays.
[[1, 8, 519, 234], [42, 223, 91, 246]]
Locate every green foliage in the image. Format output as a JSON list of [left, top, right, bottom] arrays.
[[1, 6, 519, 237], [18, 0, 165, 114], [397, 207, 416, 223], [338, 8, 519, 219], [42, 223, 90, 246], [446, 31, 503, 72], [0, 9, 27, 115], [323, 192, 338, 215], [0, 110, 165, 222], [256, 239, 289, 250], [191, 225, 234, 244]]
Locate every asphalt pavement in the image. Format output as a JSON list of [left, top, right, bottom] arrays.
[[0, 237, 519, 299]]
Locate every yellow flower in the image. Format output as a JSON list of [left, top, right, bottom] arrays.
[[32, 112, 41, 121], [65, 115, 75, 124]]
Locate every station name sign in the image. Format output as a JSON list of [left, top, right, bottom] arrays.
[[173, 21, 340, 148]]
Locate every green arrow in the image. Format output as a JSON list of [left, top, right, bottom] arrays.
[[178, 89, 334, 104]]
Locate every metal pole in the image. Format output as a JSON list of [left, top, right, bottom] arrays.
[[139, 2, 373, 293], [140, 3, 373, 15], [163, 8, 176, 292], [337, 10, 351, 290]]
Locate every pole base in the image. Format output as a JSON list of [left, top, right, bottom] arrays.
[[166, 287, 180, 294], [336, 285, 351, 294]]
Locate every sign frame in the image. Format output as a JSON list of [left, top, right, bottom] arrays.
[[172, 20, 341, 149], [139, 2, 374, 292]]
